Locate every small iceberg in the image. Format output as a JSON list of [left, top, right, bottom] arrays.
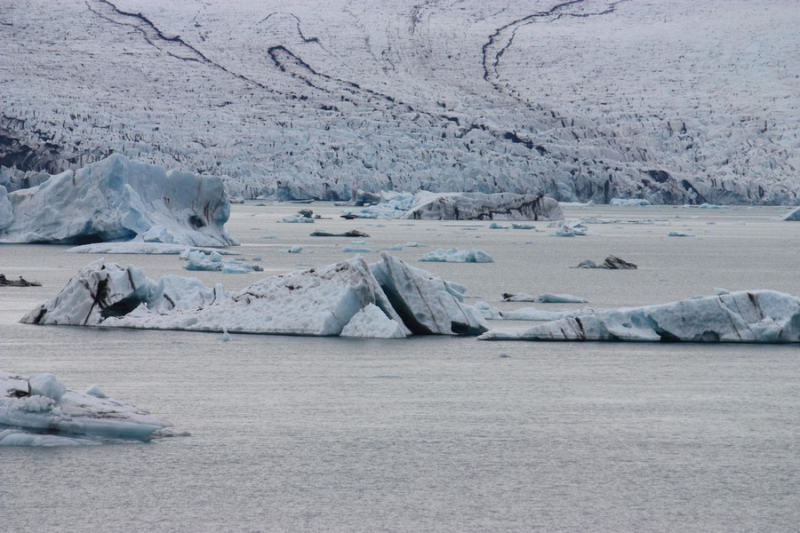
[[480, 290, 800, 343], [575, 255, 637, 269], [610, 198, 651, 206], [182, 250, 263, 273], [503, 293, 588, 304], [1, 370, 172, 446], [419, 248, 494, 263], [668, 231, 693, 237]]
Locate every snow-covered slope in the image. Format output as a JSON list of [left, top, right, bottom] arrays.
[[0, 154, 237, 246], [1, 1, 798, 204]]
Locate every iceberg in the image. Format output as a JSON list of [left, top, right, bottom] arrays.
[[0, 370, 172, 446], [0, 154, 237, 247], [668, 231, 693, 237], [480, 290, 800, 343], [782, 207, 800, 221], [500, 307, 593, 321], [419, 248, 494, 263], [402, 192, 563, 221], [575, 256, 638, 269], [610, 198, 651, 206], [0, 273, 41, 287], [21, 253, 487, 338], [182, 250, 263, 273]]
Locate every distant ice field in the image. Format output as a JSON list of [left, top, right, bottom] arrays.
[[1, 204, 799, 532]]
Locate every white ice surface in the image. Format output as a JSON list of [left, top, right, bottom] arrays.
[[340, 303, 408, 339]]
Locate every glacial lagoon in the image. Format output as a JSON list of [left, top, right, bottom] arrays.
[[1, 203, 799, 532]]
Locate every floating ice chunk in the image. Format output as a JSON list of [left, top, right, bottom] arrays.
[[85, 384, 107, 398], [782, 207, 800, 221], [575, 255, 637, 269], [340, 304, 408, 339], [29, 373, 67, 401], [503, 293, 588, 304], [501, 307, 593, 321], [220, 328, 231, 341], [183, 250, 262, 273], [0, 370, 171, 445], [489, 222, 507, 229], [0, 154, 237, 247], [480, 290, 800, 343], [310, 230, 370, 238], [473, 301, 503, 320], [510, 223, 536, 230], [668, 231, 693, 237], [287, 246, 304, 254], [419, 248, 494, 263], [281, 215, 314, 223], [343, 247, 374, 253], [610, 198, 651, 206]]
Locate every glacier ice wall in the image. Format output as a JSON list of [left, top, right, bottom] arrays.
[[1, 1, 798, 204]]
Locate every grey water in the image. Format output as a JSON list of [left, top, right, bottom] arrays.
[[1, 204, 799, 532]]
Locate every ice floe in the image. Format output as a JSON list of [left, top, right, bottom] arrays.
[[503, 293, 588, 304], [0, 154, 237, 247], [68, 243, 241, 255], [182, 250, 263, 273], [21, 253, 487, 338], [0, 370, 172, 446], [480, 290, 800, 343], [419, 248, 494, 263]]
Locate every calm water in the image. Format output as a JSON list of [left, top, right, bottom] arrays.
[[1, 204, 798, 532]]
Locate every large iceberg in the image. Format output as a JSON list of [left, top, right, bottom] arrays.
[[21, 253, 487, 338], [0, 154, 237, 247], [402, 192, 563, 221], [479, 290, 800, 343], [0, 370, 172, 446]]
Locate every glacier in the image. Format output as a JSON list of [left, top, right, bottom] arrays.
[[2, 1, 798, 205], [21, 253, 487, 338], [0, 154, 237, 247], [479, 290, 800, 343], [0, 370, 172, 446]]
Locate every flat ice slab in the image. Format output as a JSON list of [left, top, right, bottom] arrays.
[[480, 290, 800, 343], [419, 248, 494, 263], [0, 370, 171, 446], [21, 253, 487, 338]]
